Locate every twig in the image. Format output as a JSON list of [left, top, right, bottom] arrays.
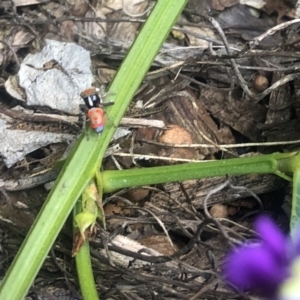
[[248, 19, 300, 51], [203, 16, 300, 102], [136, 138, 300, 149]]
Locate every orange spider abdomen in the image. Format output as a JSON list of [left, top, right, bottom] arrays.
[[87, 108, 105, 133]]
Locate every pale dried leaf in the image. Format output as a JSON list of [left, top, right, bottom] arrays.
[[12, 0, 50, 7], [12, 30, 35, 48], [184, 26, 216, 48]]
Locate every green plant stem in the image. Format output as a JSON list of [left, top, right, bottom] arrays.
[[292, 169, 300, 232], [102, 152, 297, 193], [290, 152, 300, 232], [74, 200, 100, 300], [0, 1, 188, 299]]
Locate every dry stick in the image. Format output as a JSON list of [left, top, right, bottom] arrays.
[[99, 227, 116, 268], [50, 247, 74, 278], [235, 64, 300, 72], [150, 54, 300, 76], [201, 180, 235, 248], [203, 180, 231, 220], [135, 138, 300, 149], [243, 50, 300, 59], [201, 178, 263, 250], [204, 16, 300, 102], [196, 123, 237, 157], [248, 19, 300, 50], [189, 278, 221, 300], [2, 16, 142, 26], [203, 179, 263, 220], [113, 152, 205, 162], [137, 206, 176, 251], [228, 182, 263, 211], [154, 25, 299, 102], [84, 0, 107, 35], [201, 178, 264, 250]]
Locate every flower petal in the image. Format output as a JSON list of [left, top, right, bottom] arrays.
[[255, 215, 287, 263], [223, 244, 287, 296]]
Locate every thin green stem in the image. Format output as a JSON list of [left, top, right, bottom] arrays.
[[290, 152, 300, 231], [102, 152, 296, 193], [74, 200, 100, 300]]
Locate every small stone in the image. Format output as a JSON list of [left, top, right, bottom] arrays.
[[209, 204, 228, 218], [252, 75, 269, 93]]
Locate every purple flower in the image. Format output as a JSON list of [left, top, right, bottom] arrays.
[[223, 215, 300, 299]]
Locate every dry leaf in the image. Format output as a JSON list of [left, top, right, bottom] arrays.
[[138, 235, 178, 256], [12, 30, 35, 48], [12, 0, 50, 6], [264, 0, 292, 20], [184, 26, 216, 48]]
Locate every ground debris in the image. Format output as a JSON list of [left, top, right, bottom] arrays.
[[1, 1, 299, 299]]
